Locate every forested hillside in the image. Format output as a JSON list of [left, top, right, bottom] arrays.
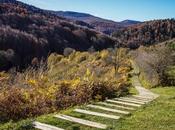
[[113, 19, 175, 48], [0, 1, 116, 70]]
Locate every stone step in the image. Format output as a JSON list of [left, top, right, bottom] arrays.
[[98, 102, 135, 110], [115, 98, 146, 105], [74, 109, 120, 120], [119, 97, 150, 103], [106, 99, 141, 107], [54, 114, 107, 129], [87, 105, 130, 114], [132, 95, 154, 100], [33, 121, 64, 130], [130, 96, 153, 101]]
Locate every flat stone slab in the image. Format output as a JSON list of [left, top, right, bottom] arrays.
[[98, 102, 135, 110], [119, 97, 150, 103], [106, 99, 141, 107], [74, 109, 120, 120], [130, 96, 152, 101], [54, 114, 107, 129], [132, 95, 155, 100], [87, 105, 130, 114], [115, 98, 146, 105], [33, 121, 64, 130]]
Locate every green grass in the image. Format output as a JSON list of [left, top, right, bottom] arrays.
[[0, 87, 175, 130], [129, 86, 138, 95], [114, 87, 175, 130]]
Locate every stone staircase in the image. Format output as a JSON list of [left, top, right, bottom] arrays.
[[32, 61, 159, 130]]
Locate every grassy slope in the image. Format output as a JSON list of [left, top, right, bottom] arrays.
[[0, 87, 174, 130], [0, 50, 174, 130], [114, 87, 175, 130]]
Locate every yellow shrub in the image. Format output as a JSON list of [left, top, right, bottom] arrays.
[[71, 78, 81, 87], [0, 72, 8, 77], [47, 53, 63, 66], [118, 67, 130, 73], [100, 50, 109, 59], [83, 68, 94, 82], [27, 79, 38, 87]]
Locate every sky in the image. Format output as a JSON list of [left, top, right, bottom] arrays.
[[19, 0, 175, 22]]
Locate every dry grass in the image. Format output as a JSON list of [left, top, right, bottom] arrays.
[[0, 48, 131, 122]]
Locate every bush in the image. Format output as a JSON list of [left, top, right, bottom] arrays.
[[55, 80, 127, 108], [163, 66, 175, 86], [47, 53, 63, 67], [0, 49, 131, 122], [0, 86, 56, 122], [0, 79, 128, 121]]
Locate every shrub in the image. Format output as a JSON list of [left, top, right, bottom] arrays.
[[47, 53, 63, 67], [0, 79, 128, 121], [55, 82, 92, 109], [0, 49, 131, 122], [0, 86, 56, 122]]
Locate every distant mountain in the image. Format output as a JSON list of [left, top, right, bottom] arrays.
[[113, 19, 175, 49], [54, 11, 141, 34], [0, 0, 116, 70], [120, 20, 141, 26]]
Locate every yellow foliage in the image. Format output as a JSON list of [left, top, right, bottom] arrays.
[[0, 72, 8, 77], [118, 67, 130, 73], [0, 48, 133, 121], [44, 85, 58, 100], [47, 53, 63, 66], [71, 78, 81, 87], [100, 50, 109, 59], [0, 72, 9, 81], [40, 75, 49, 82], [86, 68, 91, 76], [120, 75, 128, 82], [124, 59, 131, 66], [59, 78, 81, 89], [23, 91, 30, 100], [83, 68, 94, 82], [28, 79, 37, 86]]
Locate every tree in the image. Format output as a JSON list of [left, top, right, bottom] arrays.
[[107, 45, 121, 76]]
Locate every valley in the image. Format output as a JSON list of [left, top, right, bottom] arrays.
[[0, 0, 175, 130]]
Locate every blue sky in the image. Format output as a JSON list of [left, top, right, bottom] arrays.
[[19, 0, 175, 22]]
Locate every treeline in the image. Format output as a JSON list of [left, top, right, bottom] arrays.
[[113, 19, 175, 49], [0, 2, 116, 70]]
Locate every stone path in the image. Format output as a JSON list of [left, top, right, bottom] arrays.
[[33, 61, 159, 130], [115, 98, 146, 104], [98, 102, 135, 110], [55, 115, 107, 129], [87, 104, 130, 114], [74, 109, 120, 120], [33, 122, 64, 130], [106, 99, 142, 107]]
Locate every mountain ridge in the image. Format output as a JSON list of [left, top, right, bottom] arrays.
[[54, 11, 141, 34]]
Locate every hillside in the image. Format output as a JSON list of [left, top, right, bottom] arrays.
[[0, 48, 131, 122], [113, 19, 175, 48], [0, 0, 116, 70], [55, 11, 141, 34], [130, 39, 175, 87]]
